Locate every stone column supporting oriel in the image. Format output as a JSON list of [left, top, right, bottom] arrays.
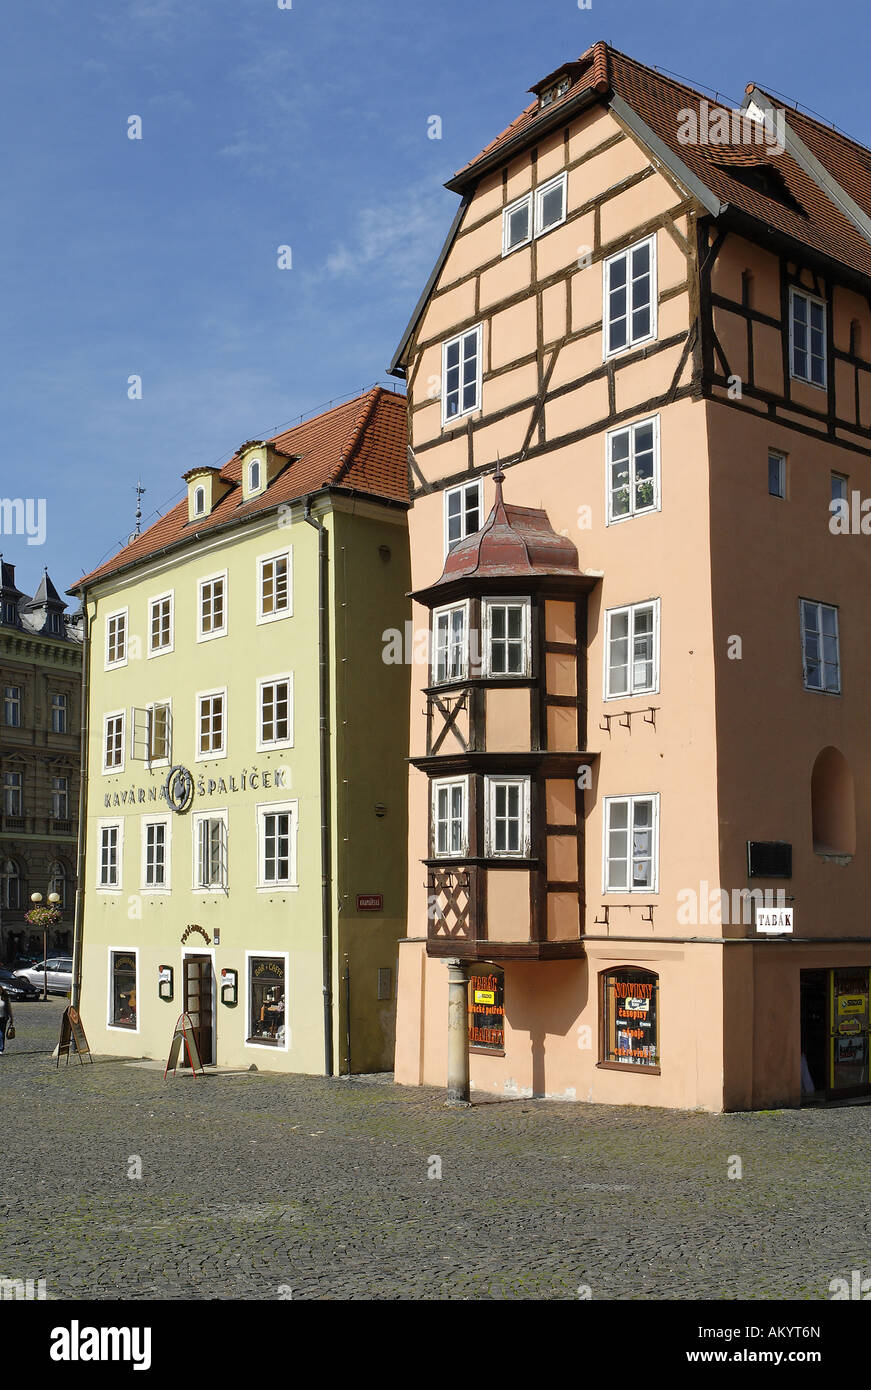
[[445, 957, 471, 1106]]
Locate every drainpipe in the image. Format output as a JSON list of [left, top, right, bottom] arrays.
[[71, 595, 91, 1011], [303, 497, 333, 1076]]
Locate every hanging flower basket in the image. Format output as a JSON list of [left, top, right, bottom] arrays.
[[24, 905, 63, 929]]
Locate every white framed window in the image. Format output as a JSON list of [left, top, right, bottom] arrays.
[[442, 325, 482, 425], [258, 549, 292, 623], [534, 171, 567, 237], [97, 820, 123, 890], [502, 193, 532, 256], [50, 692, 68, 733], [3, 685, 21, 726], [768, 450, 786, 499], [193, 810, 228, 891], [432, 601, 469, 684], [432, 776, 469, 858], [258, 675, 293, 751], [800, 599, 840, 694], [148, 591, 174, 656], [444, 481, 482, 554], [790, 287, 827, 388], [603, 794, 659, 893], [605, 600, 660, 699], [107, 946, 139, 1033], [51, 776, 69, 820], [604, 235, 657, 357], [198, 571, 227, 641], [149, 700, 171, 764], [257, 800, 299, 889], [196, 688, 226, 759], [485, 776, 531, 858], [606, 415, 660, 523], [482, 598, 531, 677], [103, 710, 126, 772], [193, 486, 206, 516], [2, 771, 22, 816], [248, 458, 262, 493], [245, 951, 289, 1049], [142, 816, 170, 892], [105, 608, 128, 669]]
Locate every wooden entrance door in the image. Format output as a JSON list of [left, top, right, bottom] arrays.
[[183, 955, 213, 1065]]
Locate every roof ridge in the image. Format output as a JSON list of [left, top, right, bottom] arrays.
[[332, 385, 385, 484], [750, 83, 871, 164]]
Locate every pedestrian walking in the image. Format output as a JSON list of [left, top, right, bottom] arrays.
[[0, 985, 14, 1055]]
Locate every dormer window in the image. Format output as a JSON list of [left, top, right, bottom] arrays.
[[193, 487, 205, 516], [249, 459, 261, 493], [539, 75, 570, 109]]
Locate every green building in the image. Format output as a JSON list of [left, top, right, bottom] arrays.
[[70, 388, 410, 1073]]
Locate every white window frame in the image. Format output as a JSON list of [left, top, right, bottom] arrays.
[[2, 771, 22, 817], [197, 570, 228, 642], [444, 480, 483, 556], [603, 234, 657, 359], [50, 691, 68, 734], [106, 945, 139, 1035], [257, 547, 293, 625], [141, 815, 171, 893], [604, 599, 660, 700], [441, 324, 483, 426], [104, 607, 128, 670], [3, 685, 21, 726], [192, 808, 228, 892], [244, 950, 290, 1052], [482, 597, 532, 678], [147, 590, 174, 658], [432, 600, 470, 685], [97, 819, 124, 892], [534, 171, 567, 237], [484, 775, 531, 858], [103, 709, 126, 774], [431, 776, 469, 859], [768, 449, 786, 499], [603, 794, 660, 895], [257, 673, 294, 752], [51, 775, 69, 820], [147, 699, 172, 767], [196, 687, 227, 761], [193, 485, 206, 516], [502, 192, 533, 257], [247, 457, 264, 497], [256, 799, 299, 890], [789, 286, 827, 389], [606, 414, 661, 525], [800, 599, 841, 695]]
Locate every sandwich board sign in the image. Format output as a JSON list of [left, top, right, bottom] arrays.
[[56, 1006, 92, 1067], [164, 1012, 205, 1078]]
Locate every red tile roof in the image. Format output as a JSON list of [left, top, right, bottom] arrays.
[[73, 387, 409, 592], [449, 42, 871, 283]]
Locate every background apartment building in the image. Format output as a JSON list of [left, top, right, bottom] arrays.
[[70, 388, 410, 1074], [0, 561, 82, 963], [390, 42, 871, 1109]]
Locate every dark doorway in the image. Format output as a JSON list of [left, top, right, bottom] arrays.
[[183, 954, 214, 1065], [800, 970, 827, 1102]]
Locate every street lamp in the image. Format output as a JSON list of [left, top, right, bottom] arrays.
[[30, 891, 61, 1001]]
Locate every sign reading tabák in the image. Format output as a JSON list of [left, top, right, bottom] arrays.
[[468, 966, 505, 1052]]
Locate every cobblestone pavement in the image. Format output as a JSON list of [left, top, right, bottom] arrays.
[[1, 999, 868, 1301]]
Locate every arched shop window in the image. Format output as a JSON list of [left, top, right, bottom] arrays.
[[600, 967, 660, 1072], [811, 746, 855, 856]]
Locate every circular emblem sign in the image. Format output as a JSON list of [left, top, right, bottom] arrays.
[[164, 764, 194, 814]]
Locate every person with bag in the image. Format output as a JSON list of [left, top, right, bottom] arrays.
[[0, 986, 14, 1054]]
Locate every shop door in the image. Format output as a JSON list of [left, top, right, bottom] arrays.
[[800, 971, 827, 1101], [829, 968, 870, 1098], [183, 955, 214, 1065]]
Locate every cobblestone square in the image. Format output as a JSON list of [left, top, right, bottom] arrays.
[[0, 999, 866, 1301]]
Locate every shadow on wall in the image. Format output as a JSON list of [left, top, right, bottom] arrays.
[[506, 959, 588, 1097]]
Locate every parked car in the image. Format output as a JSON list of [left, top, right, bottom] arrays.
[[14, 958, 73, 996], [8, 951, 41, 971], [0, 967, 40, 1001]]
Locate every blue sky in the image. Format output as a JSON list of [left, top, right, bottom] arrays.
[[0, 0, 864, 597]]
